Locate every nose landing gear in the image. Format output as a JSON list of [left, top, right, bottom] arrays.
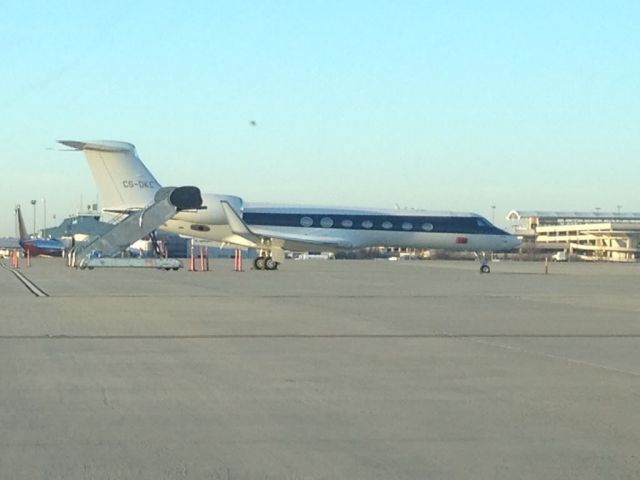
[[476, 251, 491, 274]]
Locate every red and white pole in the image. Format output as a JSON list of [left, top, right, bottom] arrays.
[[199, 247, 209, 272], [189, 244, 196, 272], [234, 249, 243, 272]]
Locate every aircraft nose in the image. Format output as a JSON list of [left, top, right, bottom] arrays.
[[499, 234, 521, 251], [510, 235, 522, 249]]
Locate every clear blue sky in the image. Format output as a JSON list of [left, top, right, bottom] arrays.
[[1, 1, 638, 236]]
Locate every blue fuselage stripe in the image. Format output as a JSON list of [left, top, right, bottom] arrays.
[[243, 212, 507, 235]]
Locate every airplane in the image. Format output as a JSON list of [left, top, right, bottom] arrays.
[[15, 206, 64, 257], [59, 140, 521, 273]]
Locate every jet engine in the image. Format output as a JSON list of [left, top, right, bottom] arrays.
[[173, 193, 244, 225]]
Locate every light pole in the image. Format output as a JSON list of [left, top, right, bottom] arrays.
[[30, 199, 37, 236], [43, 198, 47, 237], [616, 205, 622, 217], [491, 205, 496, 224]]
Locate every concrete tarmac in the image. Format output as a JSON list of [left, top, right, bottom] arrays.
[[1, 257, 639, 479]]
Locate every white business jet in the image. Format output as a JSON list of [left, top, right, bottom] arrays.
[[60, 140, 520, 272]]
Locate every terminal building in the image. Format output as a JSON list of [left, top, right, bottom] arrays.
[[507, 211, 640, 262]]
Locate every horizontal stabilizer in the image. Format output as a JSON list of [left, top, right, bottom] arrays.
[[58, 140, 135, 153]]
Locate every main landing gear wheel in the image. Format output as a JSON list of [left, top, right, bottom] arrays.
[[264, 257, 279, 270], [480, 264, 491, 274], [253, 254, 279, 271], [253, 256, 279, 271], [253, 256, 266, 270]]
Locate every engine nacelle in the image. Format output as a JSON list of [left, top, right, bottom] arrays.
[[172, 193, 244, 225]]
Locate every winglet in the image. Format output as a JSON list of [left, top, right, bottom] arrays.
[[220, 201, 255, 236]]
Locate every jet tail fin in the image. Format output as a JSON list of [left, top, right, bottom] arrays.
[[15, 206, 28, 241], [59, 140, 161, 212]]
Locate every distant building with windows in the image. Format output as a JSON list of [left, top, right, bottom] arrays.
[[507, 210, 640, 262]]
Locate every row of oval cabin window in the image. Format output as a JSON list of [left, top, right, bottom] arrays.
[[299, 216, 433, 231]]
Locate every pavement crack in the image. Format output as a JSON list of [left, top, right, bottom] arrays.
[[100, 386, 116, 411], [466, 336, 640, 378]]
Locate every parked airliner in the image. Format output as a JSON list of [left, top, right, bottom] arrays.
[[15, 206, 64, 257], [60, 140, 520, 272]]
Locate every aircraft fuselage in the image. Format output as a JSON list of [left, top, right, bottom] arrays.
[[162, 194, 520, 253], [20, 239, 64, 257]]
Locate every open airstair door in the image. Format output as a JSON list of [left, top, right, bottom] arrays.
[[72, 186, 202, 269]]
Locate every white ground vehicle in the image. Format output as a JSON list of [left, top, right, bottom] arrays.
[[552, 251, 567, 262]]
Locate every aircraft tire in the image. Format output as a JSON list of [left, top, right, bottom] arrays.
[[254, 256, 266, 270], [480, 264, 490, 274], [264, 257, 278, 270]]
